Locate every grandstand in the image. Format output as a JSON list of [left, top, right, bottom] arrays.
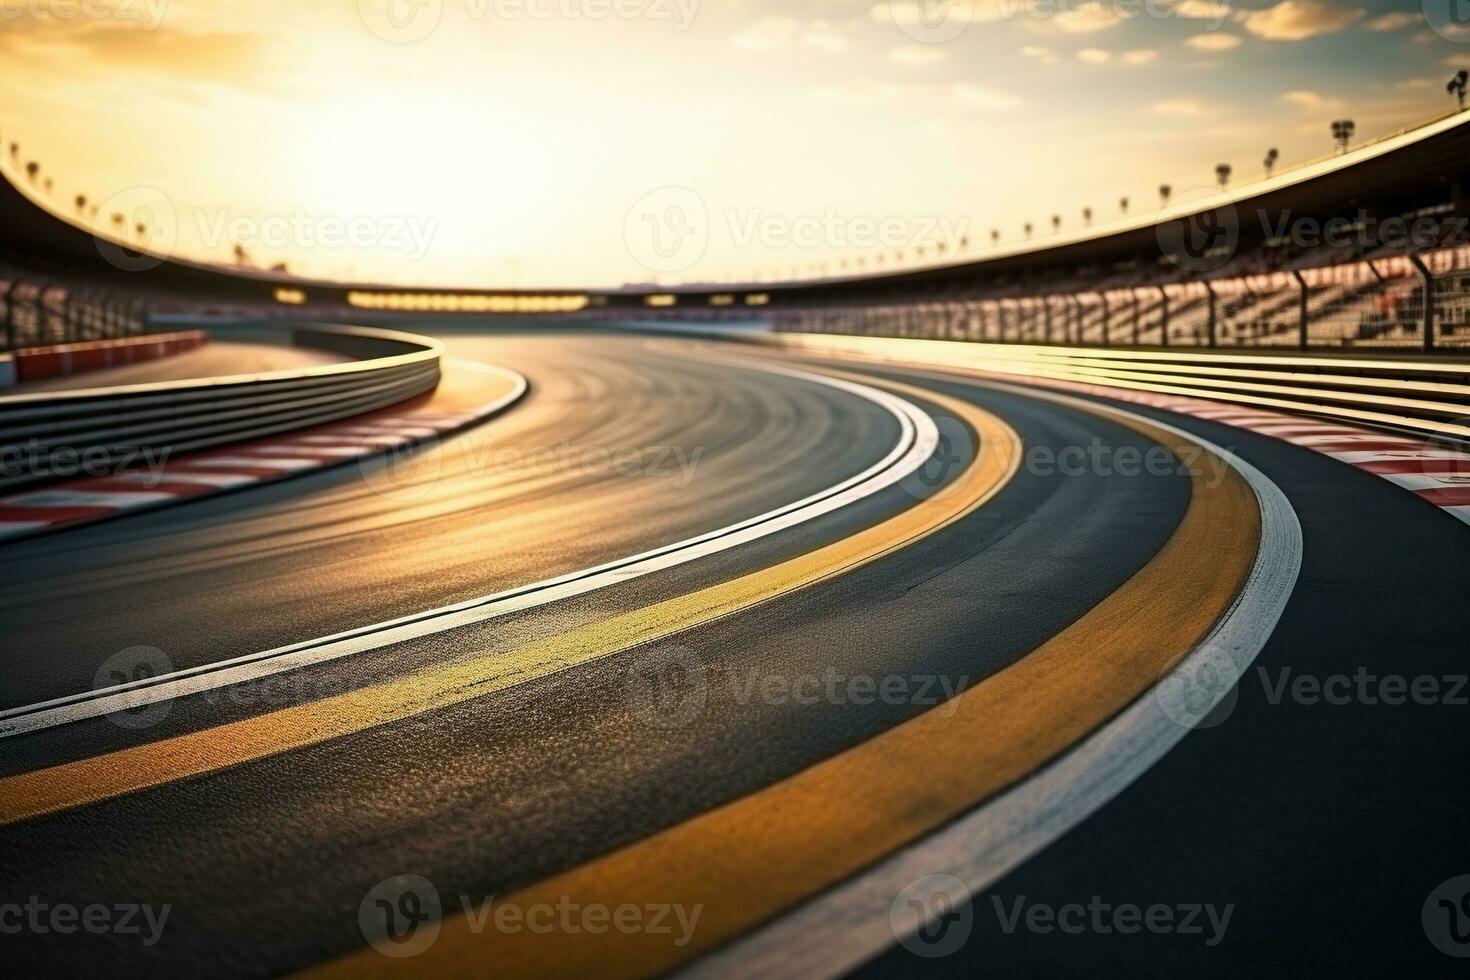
[[2, 109, 1469, 354]]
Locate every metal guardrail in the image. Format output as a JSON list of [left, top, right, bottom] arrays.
[[0, 324, 442, 491], [734, 331, 1470, 443]]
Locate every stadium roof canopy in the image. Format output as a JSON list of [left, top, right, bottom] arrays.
[[2, 110, 1468, 309]]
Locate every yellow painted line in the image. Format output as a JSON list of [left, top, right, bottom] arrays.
[[0, 377, 1020, 827], [305, 388, 1260, 979]]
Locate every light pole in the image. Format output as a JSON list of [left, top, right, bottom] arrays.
[[1215, 163, 1231, 190], [1331, 119, 1355, 153], [1264, 147, 1279, 177], [1450, 71, 1468, 111], [1158, 184, 1171, 208]]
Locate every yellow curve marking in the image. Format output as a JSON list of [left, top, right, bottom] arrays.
[[0, 378, 1020, 827], [304, 380, 1260, 979]]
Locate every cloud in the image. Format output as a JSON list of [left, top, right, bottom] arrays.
[[1280, 89, 1345, 111], [733, 16, 852, 53], [1362, 12, 1419, 32], [1121, 48, 1159, 65], [873, 1, 1010, 28], [889, 44, 947, 65], [1238, 1, 1364, 42], [1077, 47, 1112, 64], [1053, 1, 1127, 33], [1020, 44, 1059, 64], [808, 79, 1021, 110], [0, 21, 274, 84], [1185, 31, 1243, 51], [732, 16, 800, 51], [1171, 0, 1233, 21], [950, 82, 1024, 109], [1151, 97, 1205, 115]]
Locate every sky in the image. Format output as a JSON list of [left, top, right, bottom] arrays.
[[0, 0, 1467, 288]]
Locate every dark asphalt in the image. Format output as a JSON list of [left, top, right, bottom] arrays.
[[0, 335, 1195, 974], [858, 371, 1470, 979], [3, 333, 1461, 977]]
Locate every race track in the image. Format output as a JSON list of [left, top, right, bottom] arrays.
[[0, 328, 1464, 977]]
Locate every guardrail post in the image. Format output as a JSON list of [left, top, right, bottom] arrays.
[[1158, 286, 1170, 347], [1043, 296, 1053, 342], [1408, 251, 1435, 351], [1291, 269, 1309, 350], [1131, 288, 1141, 346], [1098, 291, 1111, 347], [1205, 280, 1218, 348]]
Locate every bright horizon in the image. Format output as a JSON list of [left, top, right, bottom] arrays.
[[1, 0, 1467, 288]]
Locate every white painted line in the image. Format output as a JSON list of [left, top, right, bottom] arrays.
[[108, 471, 257, 489], [683, 391, 1303, 980], [178, 457, 319, 471], [0, 521, 49, 535], [1287, 433, 1416, 447], [3, 490, 177, 509], [0, 364, 942, 737], [1444, 505, 1470, 526], [1329, 449, 1466, 465], [295, 434, 407, 446], [1379, 472, 1470, 491], [238, 445, 368, 458]]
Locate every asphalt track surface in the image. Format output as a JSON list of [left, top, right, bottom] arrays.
[[0, 328, 1465, 976], [6, 340, 345, 393]]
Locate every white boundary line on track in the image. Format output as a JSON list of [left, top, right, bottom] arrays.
[[0, 364, 941, 738], [681, 387, 1303, 980]]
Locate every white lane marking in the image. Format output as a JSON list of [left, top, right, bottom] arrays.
[[1379, 473, 1470, 491], [0, 522, 49, 535], [683, 389, 1303, 980], [1445, 505, 1470, 525], [3, 490, 178, 509], [237, 445, 369, 458], [109, 471, 257, 489], [1329, 449, 1466, 465], [1287, 433, 1412, 447], [178, 457, 319, 471], [0, 365, 942, 737]]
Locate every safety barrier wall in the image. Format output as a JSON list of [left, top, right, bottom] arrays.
[[0, 324, 442, 492], [742, 332, 1470, 443], [10, 330, 206, 383]]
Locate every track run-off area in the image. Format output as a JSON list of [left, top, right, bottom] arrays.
[[0, 327, 1465, 977]]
